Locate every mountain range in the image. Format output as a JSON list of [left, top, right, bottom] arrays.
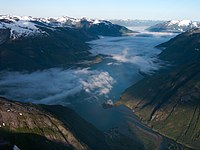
[[0, 15, 133, 71]]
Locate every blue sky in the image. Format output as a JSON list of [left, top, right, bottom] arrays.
[[0, 0, 200, 20]]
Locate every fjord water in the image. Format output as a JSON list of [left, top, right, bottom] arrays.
[[72, 32, 175, 130], [0, 29, 175, 130]]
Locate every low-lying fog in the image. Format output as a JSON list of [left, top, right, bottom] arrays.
[[0, 31, 175, 107]]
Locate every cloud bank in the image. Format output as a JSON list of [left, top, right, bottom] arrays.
[[88, 34, 173, 74], [0, 68, 115, 104]]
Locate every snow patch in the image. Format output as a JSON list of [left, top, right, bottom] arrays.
[[93, 19, 101, 24], [178, 20, 192, 26], [168, 20, 179, 26], [13, 145, 21, 150], [0, 16, 44, 39]]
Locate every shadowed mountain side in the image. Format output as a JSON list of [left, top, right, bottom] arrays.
[[0, 27, 98, 71], [0, 97, 110, 150], [117, 60, 200, 149], [41, 105, 110, 150], [157, 28, 200, 65]]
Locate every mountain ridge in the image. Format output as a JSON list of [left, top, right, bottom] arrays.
[[0, 15, 134, 39]]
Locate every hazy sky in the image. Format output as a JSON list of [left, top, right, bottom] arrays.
[[0, 0, 200, 20]]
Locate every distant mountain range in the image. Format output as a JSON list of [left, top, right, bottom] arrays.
[[110, 19, 163, 27], [147, 20, 200, 32], [0, 15, 133, 71]]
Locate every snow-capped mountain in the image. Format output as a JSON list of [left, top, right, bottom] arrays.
[[147, 20, 200, 32], [0, 15, 132, 40]]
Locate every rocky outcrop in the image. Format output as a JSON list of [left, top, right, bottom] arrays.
[[0, 97, 110, 150]]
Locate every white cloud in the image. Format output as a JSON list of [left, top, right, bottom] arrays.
[[0, 68, 115, 104], [80, 72, 115, 95]]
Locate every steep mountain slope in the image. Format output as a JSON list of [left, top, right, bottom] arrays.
[[147, 20, 199, 33], [0, 27, 95, 71], [0, 15, 133, 71], [116, 28, 200, 149], [0, 97, 110, 150]]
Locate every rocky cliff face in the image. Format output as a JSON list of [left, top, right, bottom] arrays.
[[117, 28, 200, 149], [0, 97, 110, 150]]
